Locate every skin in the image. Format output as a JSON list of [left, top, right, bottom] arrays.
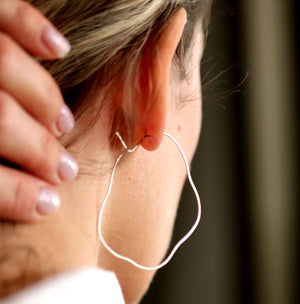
[[0, 0, 76, 221], [0, 1, 204, 304]]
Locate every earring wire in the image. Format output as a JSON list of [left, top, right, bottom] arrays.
[[98, 132, 201, 271]]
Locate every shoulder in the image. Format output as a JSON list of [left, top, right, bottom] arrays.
[[1, 267, 125, 304]]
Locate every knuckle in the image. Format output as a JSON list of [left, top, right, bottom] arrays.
[[12, 176, 28, 215], [11, 176, 36, 220], [15, 1, 43, 40], [0, 173, 32, 220], [39, 130, 55, 157], [29, 129, 59, 178], [15, 0, 39, 23], [16, 1, 33, 18], [44, 78, 63, 109], [39, 81, 63, 124], [43, 78, 59, 107]]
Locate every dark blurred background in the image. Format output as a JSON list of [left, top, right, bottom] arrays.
[[142, 0, 299, 303]]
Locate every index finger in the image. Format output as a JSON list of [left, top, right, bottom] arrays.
[[0, 0, 70, 59]]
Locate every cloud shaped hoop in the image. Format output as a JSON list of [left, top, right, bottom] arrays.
[[98, 132, 201, 271]]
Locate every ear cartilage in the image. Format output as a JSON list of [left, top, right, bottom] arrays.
[[98, 132, 201, 271]]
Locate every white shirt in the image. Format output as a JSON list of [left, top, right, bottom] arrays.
[[1, 267, 125, 304]]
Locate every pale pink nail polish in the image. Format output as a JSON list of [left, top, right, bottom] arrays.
[[59, 151, 78, 182], [42, 24, 71, 58], [57, 105, 75, 134], [36, 188, 61, 215]]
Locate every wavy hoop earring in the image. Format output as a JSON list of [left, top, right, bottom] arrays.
[[98, 132, 201, 271]]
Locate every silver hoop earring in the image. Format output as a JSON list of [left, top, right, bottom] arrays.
[[98, 132, 201, 271]]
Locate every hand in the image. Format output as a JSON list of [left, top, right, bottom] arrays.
[[0, 0, 78, 222]]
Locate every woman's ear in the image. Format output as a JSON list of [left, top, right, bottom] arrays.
[[133, 8, 187, 151]]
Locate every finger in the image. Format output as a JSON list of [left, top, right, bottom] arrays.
[[0, 0, 70, 59], [0, 164, 60, 222], [0, 33, 74, 136], [0, 91, 78, 185]]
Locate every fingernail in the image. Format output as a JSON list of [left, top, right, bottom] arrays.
[[59, 150, 78, 182], [36, 188, 61, 215], [57, 104, 75, 134], [42, 24, 71, 58]]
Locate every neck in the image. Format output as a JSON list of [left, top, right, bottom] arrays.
[[0, 170, 110, 297], [0, 114, 114, 296]]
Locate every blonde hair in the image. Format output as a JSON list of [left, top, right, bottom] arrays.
[[27, 0, 212, 146]]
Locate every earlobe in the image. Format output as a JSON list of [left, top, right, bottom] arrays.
[[135, 8, 187, 151]]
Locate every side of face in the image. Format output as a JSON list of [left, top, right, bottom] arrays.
[[97, 30, 204, 304]]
